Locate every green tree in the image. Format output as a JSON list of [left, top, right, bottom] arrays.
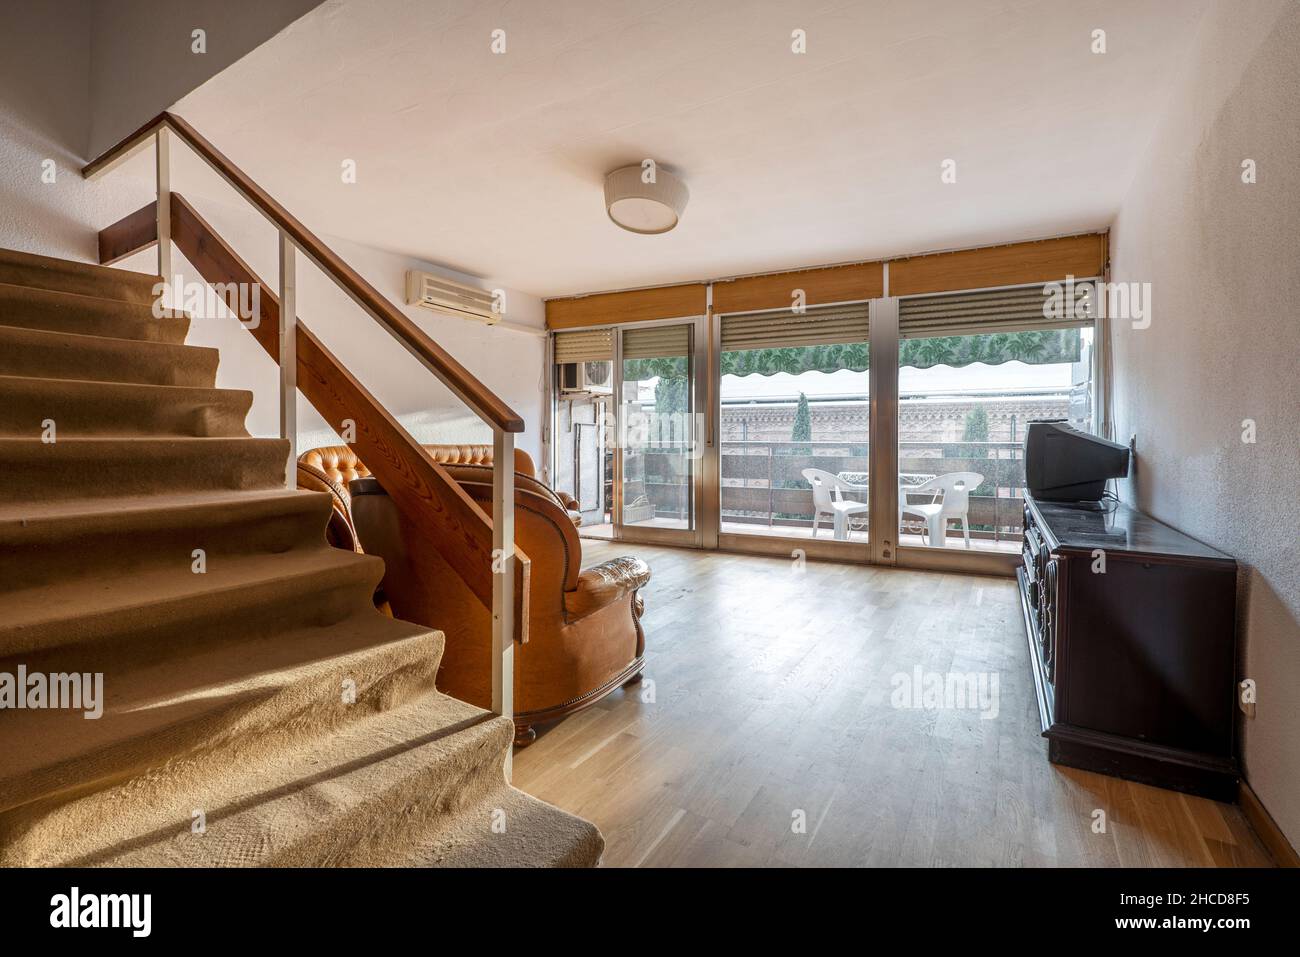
[[962, 404, 990, 448], [791, 392, 811, 453], [653, 375, 688, 414], [957, 404, 996, 501], [771, 392, 814, 508]]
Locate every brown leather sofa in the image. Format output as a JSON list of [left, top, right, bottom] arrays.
[[301, 445, 649, 745], [297, 443, 582, 552]]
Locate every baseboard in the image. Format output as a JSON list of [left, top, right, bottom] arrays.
[[1239, 781, 1300, 867], [1047, 723, 1238, 802]]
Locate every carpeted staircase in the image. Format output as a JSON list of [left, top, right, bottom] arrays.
[[0, 247, 604, 867]]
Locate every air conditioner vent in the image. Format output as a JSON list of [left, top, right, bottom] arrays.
[[405, 270, 501, 324]]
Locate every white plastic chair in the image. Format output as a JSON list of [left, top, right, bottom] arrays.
[[899, 471, 984, 548], [802, 468, 868, 539]]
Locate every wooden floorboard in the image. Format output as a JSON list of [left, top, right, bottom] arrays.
[[513, 542, 1274, 868]]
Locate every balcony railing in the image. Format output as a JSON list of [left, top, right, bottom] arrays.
[[636, 439, 1028, 542]]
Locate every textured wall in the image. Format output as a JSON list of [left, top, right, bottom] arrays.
[[1110, 0, 1300, 849], [0, 0, 321, 259], [0, 1, 153, 259], [112, 182, 548, 465], [0, 1, 544, 465], [87, 0, 324, 157]]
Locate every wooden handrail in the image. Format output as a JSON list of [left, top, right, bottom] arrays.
[[106, 191, 529, 642], [83, 111, 524, 434]]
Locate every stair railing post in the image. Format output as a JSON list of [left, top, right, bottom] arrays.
[[279, 232, 298, 489], [492, 427, 516, 777], [155, 126, 171, 291]]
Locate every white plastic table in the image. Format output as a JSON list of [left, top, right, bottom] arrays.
[[829, 472, 937, 541]]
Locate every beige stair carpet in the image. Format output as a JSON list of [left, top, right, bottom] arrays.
[[0, 246, 602, 868]]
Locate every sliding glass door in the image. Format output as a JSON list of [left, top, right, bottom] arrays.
[[715, 303, 871, 554], [549, 318, 705, 546], [614, 320, 704, 545], [551, 273, 1099, 573], [894, 283, 1096, 554]]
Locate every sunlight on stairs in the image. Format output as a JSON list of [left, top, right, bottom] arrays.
[[0, 247, 602, 867]]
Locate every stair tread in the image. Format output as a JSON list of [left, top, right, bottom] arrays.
[[0, 374, 253, 438], [0, 540, 379, 619], [0, 324, 219, 387], [0, 545, 385, 656], [62, 690, 499, 866], [0, 486, 323, 531], [0, 247, 158, 305], [0, 282, 190, 344], [59, 691, 600, 868], [0, 435, 290, 500], [0, 435, 289, 462], [0, 612, 442, 818], [0, 372, 248, 399], [399, 786, 607, 868]]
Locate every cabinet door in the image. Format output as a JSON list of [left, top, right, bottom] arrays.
[[1042, 558, 1058, 682]]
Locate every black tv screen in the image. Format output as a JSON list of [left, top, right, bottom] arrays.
[[1024, 421, 1130, 503]]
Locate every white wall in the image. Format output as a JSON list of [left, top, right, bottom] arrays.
[[1, 1, 321, 258], [142, 178, 549, 462], [1, 1, 546, 462], [87, 0, 324, 157], [0, 0, 149, 260], [1109, 0, 1300, 849]]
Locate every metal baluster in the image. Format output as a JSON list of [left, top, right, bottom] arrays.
[[492, 428, 516, 778], [155, 127, 171, 290], [279, 233, 297, 488]]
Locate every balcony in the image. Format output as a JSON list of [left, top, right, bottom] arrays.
[[630, 439, 1025, 551]]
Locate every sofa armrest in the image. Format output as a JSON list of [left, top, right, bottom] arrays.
[[297, 461, 360, 552], [563, 556, 651, 623], [555, 490, 582, 525]]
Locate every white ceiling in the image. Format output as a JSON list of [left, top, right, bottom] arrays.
[[172, 0, 1209, 298]]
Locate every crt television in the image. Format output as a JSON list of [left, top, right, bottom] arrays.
[[1024, 421, 1130, 503]]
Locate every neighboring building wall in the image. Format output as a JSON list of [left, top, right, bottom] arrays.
[[1110, 0, 1300, 850]]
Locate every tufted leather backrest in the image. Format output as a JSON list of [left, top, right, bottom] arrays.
[[299, 443, 537, 508], [438, 464, 584, 593]]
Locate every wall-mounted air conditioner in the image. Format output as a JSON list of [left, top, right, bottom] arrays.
[[559, 360, 613, 396], [405, 270, 501, 324]]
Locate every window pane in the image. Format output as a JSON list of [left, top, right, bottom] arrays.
[[720, 343, 869, 542], [897, 327, 1093, 552], [622, 328, 694, 532]]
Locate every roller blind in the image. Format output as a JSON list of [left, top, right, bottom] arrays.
[[553, 327, 613, 364], [720, 303, 869, 352], [622, 324, 691, 359], [899, 281, 1097, 338]]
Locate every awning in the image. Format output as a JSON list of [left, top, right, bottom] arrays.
[[710, 328, 1080, 375]]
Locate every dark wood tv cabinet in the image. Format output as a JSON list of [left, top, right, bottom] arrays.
[[1017, 495, 1240, 800]]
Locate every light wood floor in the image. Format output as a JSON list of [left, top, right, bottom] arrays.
[[514, 541, 1273, 867]]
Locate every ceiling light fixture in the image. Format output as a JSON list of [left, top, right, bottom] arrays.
[[604, 164, 689, 234]]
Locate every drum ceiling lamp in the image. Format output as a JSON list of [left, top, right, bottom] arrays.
[[604, 164, 689, 234]]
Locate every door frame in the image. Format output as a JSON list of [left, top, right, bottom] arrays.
[[610, 314, 707, 548], [711, 297, 873, 563], [550, 295, 1024, 577]]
